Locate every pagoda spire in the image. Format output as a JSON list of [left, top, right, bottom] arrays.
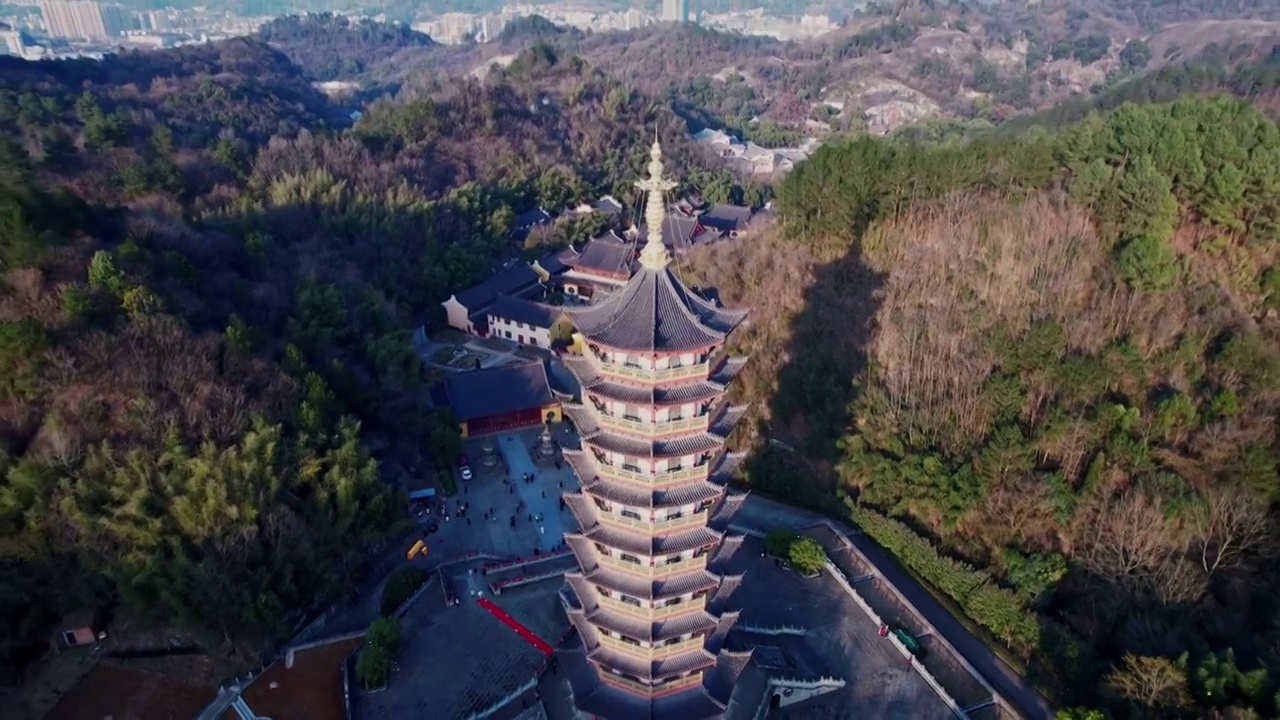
[[634, 137, 677, 270]]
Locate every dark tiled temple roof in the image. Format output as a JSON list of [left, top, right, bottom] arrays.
[[452, 263, 542, 311], [487, 295, 562, 329], [587, 644, 716, 681], [585, 604, 719, 643], [643, 215, 721, 254], [563, 559, 728, 602], [514, 207, 552, 230], [595, 196, 623, 216], [557, 638, 739, 720], [565, 266, 747, 352], [566, 232, 634, 279], [697, 204, 754, 233], [534, 249, 570, 276], [582, 523, 723, 556], [583, 477, 727, 509], [703, 649, 755, 704], [442, 360, 555, 421]]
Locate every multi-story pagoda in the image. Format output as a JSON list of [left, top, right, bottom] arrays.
[[558, 139, 755, 718]]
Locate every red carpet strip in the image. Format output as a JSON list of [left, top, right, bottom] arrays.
[[477, 597, 554, 656]]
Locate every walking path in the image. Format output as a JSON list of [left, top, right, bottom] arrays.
[[498, 434, 568, 552], [477, 598, 555, 656]]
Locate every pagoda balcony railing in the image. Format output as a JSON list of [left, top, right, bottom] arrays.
[[652, 596, 707, 618], [653, 510, 709, 533], [657, 674, 704, 694], [597, 413, 710, 437], [596, 463, 652, 485], [593, 462, 711, 486], [598, 553, 654, 576], [598, 633, 652, 657], [596, 593, 651, 618], [599, 672, 654, 694], [589, 354, 710, 383], [594, 592, 708, 620], [598, 511, 651, 531], [652, 555, 709, 576], [596, 509, 709, 534], [599, 669, 704, 696], [652, 636, 706, 658], [654, 465, 708, 484], [597, 553, 708, 577]]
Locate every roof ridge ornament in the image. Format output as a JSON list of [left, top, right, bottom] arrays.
[[634, 136, 677, 270]]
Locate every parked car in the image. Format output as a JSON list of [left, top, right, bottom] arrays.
[[460, 465, 473, 481]]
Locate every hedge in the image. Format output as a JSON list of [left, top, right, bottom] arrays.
[[380, 565, 429, 616], [845, 499, 1096, 696]]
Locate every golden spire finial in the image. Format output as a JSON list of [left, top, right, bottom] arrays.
[[634, 133, 677, 270]]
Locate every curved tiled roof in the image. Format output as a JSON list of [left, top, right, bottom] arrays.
[[566, 266, 747, 352]]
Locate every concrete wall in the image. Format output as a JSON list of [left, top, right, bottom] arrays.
[[489, 314, 553, 347], [443, 297, 474, 333]]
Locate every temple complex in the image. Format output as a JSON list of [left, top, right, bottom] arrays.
[[558, 139, 756, 718]]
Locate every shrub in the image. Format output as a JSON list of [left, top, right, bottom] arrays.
[[356, 640, 392, 689], [788, 537, 827, 575], [380, 565, 428, 616], [367, 616, 403, 654], [356, 616, 403, 690]]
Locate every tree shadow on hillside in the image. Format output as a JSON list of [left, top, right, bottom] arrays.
[[743, 237, 885, 510]]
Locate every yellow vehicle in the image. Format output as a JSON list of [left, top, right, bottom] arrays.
[[406, 539, 427, 559]]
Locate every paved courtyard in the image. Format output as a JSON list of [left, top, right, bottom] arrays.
[[416, 424, 582, 562], [725, 536, 953, 720], [356, 562, 570, 720]]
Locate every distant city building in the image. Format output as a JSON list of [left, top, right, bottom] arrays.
[[1, 28, 25, 55], [40, 0, 128, 40], [662, 0, 690, 23]]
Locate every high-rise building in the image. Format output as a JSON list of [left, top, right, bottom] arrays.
[[40, 0, 127, 40], [661, 0, 690, 23], [558, 139, 754, 718]]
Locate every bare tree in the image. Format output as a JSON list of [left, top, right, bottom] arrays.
[[1076, 490, 1206, 605], [1192, 483, 1271, 578], [1106, 653, 1191, 712]]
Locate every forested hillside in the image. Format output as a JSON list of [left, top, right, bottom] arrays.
[[261, 4, 1280, 139], [0, 39, 760, 669], [689, 86, 1280, 715]]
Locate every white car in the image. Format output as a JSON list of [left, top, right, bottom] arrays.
[[460, 466, 473, 481]]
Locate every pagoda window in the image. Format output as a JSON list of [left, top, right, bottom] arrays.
[[664, 554, 683, 565], [693, 545, 710, 558], [620, 553, 643, 565], [621, 508, 643, 522], [667, 459, 684, 472], [664, 510, 684, 521], [623, 354, 644, 369], [594, 543, 609, 555], [696, 499, 713, 513], [660, 637, 682, 647], [667, 407, 685, 421], [619, 594, 643, 607], [622, 457, 643, 473], [593, 498, 610, 512], [623, 404, 641, 421], [620, 634, 642, 647]]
